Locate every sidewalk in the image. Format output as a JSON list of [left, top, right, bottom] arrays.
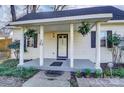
[[23, 71, 70, 87]]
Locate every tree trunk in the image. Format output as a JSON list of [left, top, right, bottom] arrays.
[[26, 5, 29, 14], [10, 5, 16, 21], [25, 5, 37, 14], [54, 5, 66, 11], [31, 5, 37, 13]]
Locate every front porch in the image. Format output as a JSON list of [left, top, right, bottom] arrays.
[[10, 11, 113, 71], [20, 58, 95, 72]]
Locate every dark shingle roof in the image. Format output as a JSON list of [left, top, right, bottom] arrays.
[[16, 6, 124, 21]]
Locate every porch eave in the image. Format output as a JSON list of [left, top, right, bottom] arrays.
[[9, 13, 112, 26]]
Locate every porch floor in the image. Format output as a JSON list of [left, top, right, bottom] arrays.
[[19, 58, 96, 72]]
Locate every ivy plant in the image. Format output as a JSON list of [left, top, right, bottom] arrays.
[[78, 22, 91, 36]]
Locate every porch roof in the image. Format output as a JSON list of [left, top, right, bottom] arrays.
[[17, 6, 124, 21], [9, 6, 117, 26]]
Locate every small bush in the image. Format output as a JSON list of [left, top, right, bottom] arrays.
[[75, 70, 82, 78], [112, 68, 124, 78], [85, 68, 91, 78], [94, 69, 102, 78], [103, 69, 111, 77]]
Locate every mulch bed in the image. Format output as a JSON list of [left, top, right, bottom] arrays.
[[0, 76, 25, 87]]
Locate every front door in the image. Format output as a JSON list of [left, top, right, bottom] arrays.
[[57, 34, 68, 59]]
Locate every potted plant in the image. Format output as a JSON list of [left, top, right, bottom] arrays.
[[103, 69, 111, 78], [78, 22, 91, 36], [75, 70, 82, 78], [85, 68, 91, 78], [94, 69, 102, 78]]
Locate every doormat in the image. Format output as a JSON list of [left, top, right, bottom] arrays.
[[50, 62, 63, 66]]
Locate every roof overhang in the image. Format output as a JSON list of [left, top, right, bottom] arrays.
[[10, 13, 113, 26], [108, 20, 124, 23]]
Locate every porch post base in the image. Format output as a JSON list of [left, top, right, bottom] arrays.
[[17, 63, 24, 67], [40, 62, 43, 66]]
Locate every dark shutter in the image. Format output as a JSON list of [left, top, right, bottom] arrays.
[[34, 33, 38, 48], [107, 30, 112, 48], [24, 35, 26, 49], [91, 31, 96, 48]]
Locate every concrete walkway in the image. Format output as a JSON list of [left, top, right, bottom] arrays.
[[77, 78, 124, 87], [23, 71, 70, 87]]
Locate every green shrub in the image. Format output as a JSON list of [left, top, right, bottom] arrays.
[[0, 59, 18, 68], [13, 67, 38, 79], [85, 68, 91, 77], [103, 69, 111, 77], [94, 69, 102, 78], [103, 68, 124, 78], [112, 68, 124, 78], [75, 70, 82, 78], [0, 59, 38, 79]]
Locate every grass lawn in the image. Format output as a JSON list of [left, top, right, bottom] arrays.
[[0, 59, 39, 80]]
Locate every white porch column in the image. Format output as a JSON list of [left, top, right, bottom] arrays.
[[96, 22, 101, 69], [19, 28, 24, 65], [39, 25, 44, 66], [70, 24, 74, 68]]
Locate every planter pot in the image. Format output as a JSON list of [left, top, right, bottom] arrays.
[[85, 75, 90, 78]]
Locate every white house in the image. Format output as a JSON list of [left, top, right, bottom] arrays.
[[9, 6, 124, 71]]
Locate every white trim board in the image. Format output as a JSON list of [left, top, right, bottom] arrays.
[[108, 20, 124, 23], [10, 13, 112, 25]]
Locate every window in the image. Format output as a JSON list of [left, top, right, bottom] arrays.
[[100, 31, 107, 47], [27, 37, 34, 47]]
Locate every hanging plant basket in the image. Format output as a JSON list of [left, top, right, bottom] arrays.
[[24, 29, 36, 38], [78, 22, 91, 36]]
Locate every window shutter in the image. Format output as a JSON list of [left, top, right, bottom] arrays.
[[107, 30, 112, 48], [91, 31, 96, 48], [24, 35, 26, 49], [34, 33, 38, 48]]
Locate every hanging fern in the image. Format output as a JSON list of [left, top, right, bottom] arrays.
[[78, 22, 91, 36], [24, 29, 36, 38]]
